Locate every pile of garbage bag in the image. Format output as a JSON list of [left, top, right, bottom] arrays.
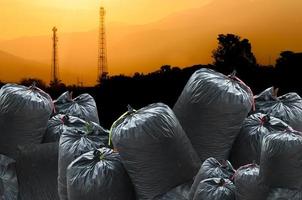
[[1, 69, 302, 200]]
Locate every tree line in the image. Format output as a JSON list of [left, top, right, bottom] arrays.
[[0, 33, 301, 128]]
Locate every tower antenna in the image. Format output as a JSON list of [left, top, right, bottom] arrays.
[[51, 26, 60, 85], [98, 3, 108, 83]]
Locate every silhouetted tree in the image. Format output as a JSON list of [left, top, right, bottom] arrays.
[[133, 72, 143, 79], [160, 65, 172, 73], [212, 34, 257, 76], [92, 65, 207, 128], [171, 67, 181, 72], [275, 51, 302, 94], [96, 72, 109, 86], [49, 78, 63, 88], [47, 82, 67, 99]]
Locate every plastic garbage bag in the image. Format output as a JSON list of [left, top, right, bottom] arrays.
[[58, 118, 109, 200], [260, 129, 302, 189], [230, 113, 289, 168], [267, 188, 302, 200], [111, 103, 200, 200], [234, 163, 268, 200], [189, 157, 235, 200], [43, 114, 107, 143], [17, 143, 58, 200], [66, 148, 135, 200], [0, 83, 53, 158], [192, 178, 236, 200], [54, 91, 100, 124], [155, 181, 192, 200], [254, 87, 302, 131], [173, 69, 254, 161], [0, 154, 18, 200]]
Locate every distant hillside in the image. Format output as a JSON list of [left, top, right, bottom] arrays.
[[0, 0, 302, 85], [0, 50, 49, 83]]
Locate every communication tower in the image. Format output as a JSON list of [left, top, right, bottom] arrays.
[[51, 26, 59, 84], [98, 6, 108, 82]]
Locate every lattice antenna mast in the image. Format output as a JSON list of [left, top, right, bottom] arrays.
[[98, 5, 108, 82], [51, 26, 59, 84]]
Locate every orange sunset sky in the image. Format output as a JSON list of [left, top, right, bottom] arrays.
[[0, 0, 302, 85]]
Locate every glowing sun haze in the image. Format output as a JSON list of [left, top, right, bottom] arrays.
[[0, 0, 212, 39], [0, 0, 301, 86]]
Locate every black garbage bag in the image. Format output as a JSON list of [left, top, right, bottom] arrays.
[[0, 83, 53, 158], [43, 114, 109, 143], [188, 157, 235, 200], [16, 143, 59, 200], [234, 163, 268, 200], [254, 87, 302, 131], [155, 181, 192, 200], [66, 148, 135, 200], [267, 188, 302, 200], [259, 129, 302, 189], [54, 91, 100, 124], [111, 103, 201, 200], [173, 69, 254, 161], [192, 178, 236, 200], [230, 113, 289, 168], [43, 114, 69, 143], [0, 154, 18, 200], [58, 119, 109, 200]]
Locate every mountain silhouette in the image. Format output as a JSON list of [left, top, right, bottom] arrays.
[[0, 50, 49, 83]]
